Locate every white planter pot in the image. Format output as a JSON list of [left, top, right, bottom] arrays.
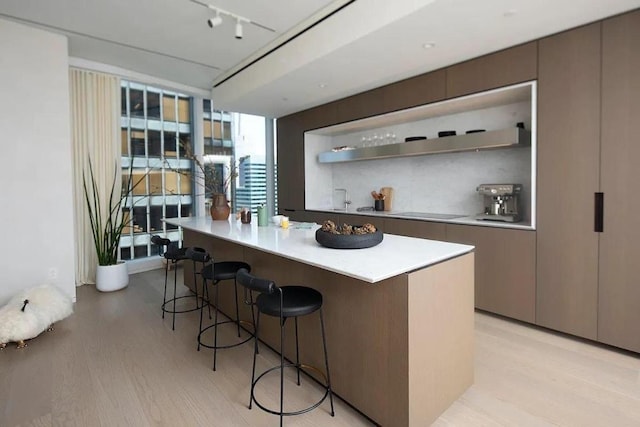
[[96, 262, 129, 292]]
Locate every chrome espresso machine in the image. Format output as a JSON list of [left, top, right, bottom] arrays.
[[476, 184, 522, 223]]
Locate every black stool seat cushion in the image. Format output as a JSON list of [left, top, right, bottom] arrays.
[[257, 286, 323, 318], [165, 246, 189, 261], [202, 261, 251, 281]]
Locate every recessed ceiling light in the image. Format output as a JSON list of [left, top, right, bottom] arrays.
[[503, 9, 517, 17], [422, 42, 436, 49], [318, 83, 328, 88]]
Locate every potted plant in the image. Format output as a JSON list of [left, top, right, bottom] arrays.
[[82, 158, 143, 292]]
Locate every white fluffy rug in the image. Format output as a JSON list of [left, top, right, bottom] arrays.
[[0, 284, 73, 349]]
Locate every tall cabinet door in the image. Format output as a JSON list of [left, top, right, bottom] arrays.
[[536, 23, 601, 339], [598, 10, 640, 353], [276, 114, 305, 213]]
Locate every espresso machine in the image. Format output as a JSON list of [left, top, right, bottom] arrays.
[[476, 184, 522, 222]]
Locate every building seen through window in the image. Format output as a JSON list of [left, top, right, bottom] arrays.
[[120, 81, 194, 261], [119, 81, 275, 262]]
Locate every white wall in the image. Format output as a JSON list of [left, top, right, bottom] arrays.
[[0, 19, 75, 304]]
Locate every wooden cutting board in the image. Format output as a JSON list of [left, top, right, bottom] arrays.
[[380, 187, 393, 211]]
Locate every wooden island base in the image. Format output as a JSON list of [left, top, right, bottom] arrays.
[[183, 229, 474, 426]]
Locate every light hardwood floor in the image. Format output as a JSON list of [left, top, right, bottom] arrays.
[[1, 268, 639, 426]]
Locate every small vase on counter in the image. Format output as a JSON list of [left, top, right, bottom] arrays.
[[210, 193, 231, 220]]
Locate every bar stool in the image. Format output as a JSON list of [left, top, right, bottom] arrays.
[[151, 235, 202, 331], [236, 268, 335, 426], [186, 247, 254, 371]]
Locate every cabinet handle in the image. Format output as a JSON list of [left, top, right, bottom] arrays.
[[594, 192, 604, 233]]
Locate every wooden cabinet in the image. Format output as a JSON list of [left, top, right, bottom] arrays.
[[335, 86, 387, 123], [292, 210, 341, 225], [446, 224, 536, 323], [536, 23, 602, 340], [381, 69, 446, 113], [446, 42, 537, 98], [277, 102, 339, 214], [536, 12, 640, 352], [276, 114, 305, 213], [598, 10, 640, 353], [536, 23, 601, 339], [383, 218, 445, 241], [298, 102, 338, 131]]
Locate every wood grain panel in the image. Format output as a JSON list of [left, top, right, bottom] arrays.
[[446, 42, 537, 98], [244, 248, 410, 426], [536, 23, 601, 339], [598, 10, 640, 353], [407, 252, 474, 426], [382, 69, 446, 112], [383, 218, 446, 240], [335, 87, 387, 123], [297, 102, 339, 131], [276, 114, 305, 212], [289, 210, 335, 224], [446, 224, 536, 323], [181, 231, 474, 426]]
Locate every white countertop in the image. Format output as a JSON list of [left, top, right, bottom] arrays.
[[166, 216, 474, 283]]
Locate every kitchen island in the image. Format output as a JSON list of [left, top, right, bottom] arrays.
[[166, 216, 475, 426]]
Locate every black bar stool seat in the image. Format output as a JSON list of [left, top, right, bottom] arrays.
[[256, 286, 323, 318], [236, 268, 335, 426]]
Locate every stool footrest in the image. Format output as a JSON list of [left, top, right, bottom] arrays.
[[161, 295, 202, 314], [197, 320, 255, 349], [251, 363, 331, 417]]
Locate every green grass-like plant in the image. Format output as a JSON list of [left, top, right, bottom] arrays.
[[82, 159, 142, 266]]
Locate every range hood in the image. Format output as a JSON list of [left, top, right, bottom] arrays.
[[318, 128, 531, 163]]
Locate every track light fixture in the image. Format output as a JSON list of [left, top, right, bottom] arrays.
[[235, 18, 243, 39], [191, 0, 275, 38], [203, 3, 251, 40], [207, 10, 222, 28]]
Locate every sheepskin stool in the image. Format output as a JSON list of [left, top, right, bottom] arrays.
[[0, 284, 73, 349]]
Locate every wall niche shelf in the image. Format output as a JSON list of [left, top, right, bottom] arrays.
[[318, 127, 530, 163]]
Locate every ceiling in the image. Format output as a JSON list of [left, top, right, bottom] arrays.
[[1, 0, 639, 118]]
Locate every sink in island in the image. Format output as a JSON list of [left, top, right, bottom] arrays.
[[166, 216, 475, 426]]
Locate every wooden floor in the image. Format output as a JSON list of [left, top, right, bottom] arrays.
[[1, 268, 639, 427]]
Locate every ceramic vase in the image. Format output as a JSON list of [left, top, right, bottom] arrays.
[[210, 193, 231, 220]]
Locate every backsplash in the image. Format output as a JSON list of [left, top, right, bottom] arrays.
[[331, 148, 531, 220], [304, 100, 535, 223]]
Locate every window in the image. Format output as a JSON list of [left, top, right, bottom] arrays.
[[118, 81, 278, 263], [230, 113, 270, 214], [120, 81, 193, 261]]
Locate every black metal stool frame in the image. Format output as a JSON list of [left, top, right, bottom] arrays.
[[237, 268, 335, 426], [152, 236, 205, 331], [187, 247, 255, 371]]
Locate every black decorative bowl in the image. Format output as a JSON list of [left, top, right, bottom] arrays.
[[315, 228, 384, 249]]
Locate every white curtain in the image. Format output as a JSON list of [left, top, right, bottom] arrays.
[[70, 69, 121, 286]]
